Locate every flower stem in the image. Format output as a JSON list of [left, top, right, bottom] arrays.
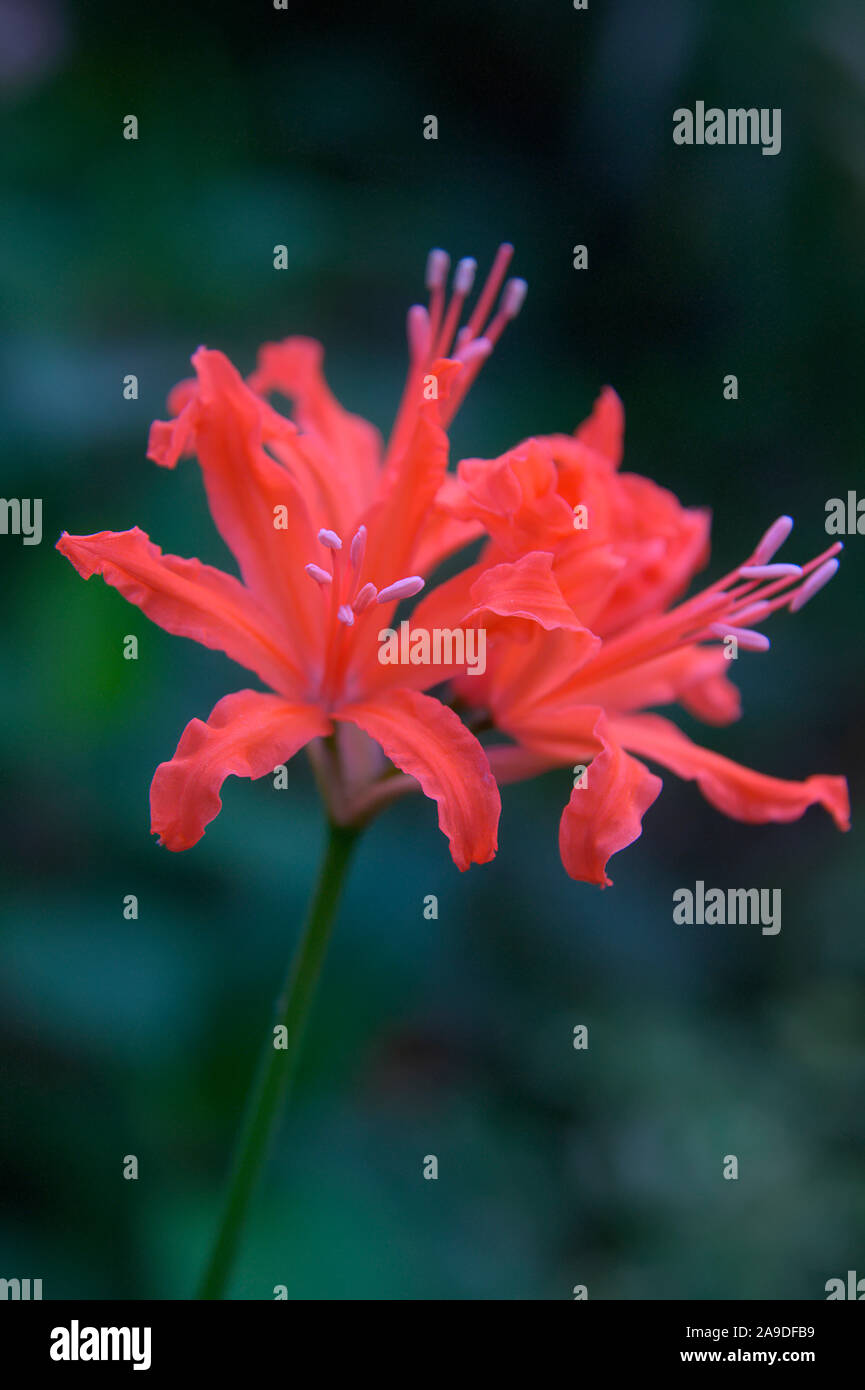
[[197, 819, 360, 1300]]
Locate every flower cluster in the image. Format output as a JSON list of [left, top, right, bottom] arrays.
[[58, 245, 849, 883]]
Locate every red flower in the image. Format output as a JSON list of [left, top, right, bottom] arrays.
[[57, 246, 536, 868], [438, 390, 850, 884], [58, 244, 849, 888]]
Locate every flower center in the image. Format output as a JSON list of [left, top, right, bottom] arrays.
[[305, 525, 424, 702]]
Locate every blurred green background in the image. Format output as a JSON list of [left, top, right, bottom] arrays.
[[1, 0, 863, 1299]]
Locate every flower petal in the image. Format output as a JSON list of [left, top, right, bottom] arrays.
[[465, 550, 585, 631], [610, 712, 851, 829], [151, 691, 331, 850], [446, 439, 576, 559], [57, 527, 304, 697], [148, 348, 320, 658], [248, 336, 383, 533], [559, 713, 663, 886], [574, 386, 625, 467], [578, 647, 742, 725], [334, 688, 500, 870], [360, 358, 462, 591]]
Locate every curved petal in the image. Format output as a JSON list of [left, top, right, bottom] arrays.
[[574, 385, 625, 467], [559, 713, 663, 886], [360, 359, 462, 593], [334, 688, 500, 870], [248, 337, 383, 533], [485, 626, 602, 741], [466, 550, 585, 631], [147, 348, 320, 659], [151, 691, 331, 850], [57, 527, 304, 697], [446, 438, 576, 559], [593, 476, 710, 634], [610, 712, 851, 830], [411, 485, 485, 577]]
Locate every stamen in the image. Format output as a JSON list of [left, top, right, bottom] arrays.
[[388, 243, 526, 464], [318, 528, 342, 550], [454, 257, 477, 296], [425, 249, 449, 347], [501, 277, 528, 319], [407, 305, 431, 364], [352, 582, 378, 613], [789, 557, 840, 612], [709, 623, 771, 652], [305, 563, 332, 586], [441, 337, 494, 424], [425, 248, 450, 292], [434, 257, 479, 357], [376, 576, 425, 604], [739, 563, 803, 580], [752, 514, 794, 565], [730, 600, 771, 625], [465, 242, 514, 339], [483, 277, 529, 349], [337, 604, 355, 627], [350, 525, 367, 574], [453, 336, 492, 367]]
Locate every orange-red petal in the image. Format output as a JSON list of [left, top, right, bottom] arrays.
[[465, 550, 585, 631], [574, 386, 625, 467], [610, 712, 851, 829], [148, 348, 320, 661], [578, 646, 742, 725], [558, 713, 663, 886], [56, 527, 304, 697], [248, 336, 382, 533], [334, 687, 500, 870], [151, 690, 331, 850]]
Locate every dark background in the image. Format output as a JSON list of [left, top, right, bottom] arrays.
[[1, 0, 862, 1298]]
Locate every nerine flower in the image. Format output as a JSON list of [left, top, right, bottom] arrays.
[[435, 391, 850, 883], [57, 244, 849, 885], [57, 246, 540, 869]]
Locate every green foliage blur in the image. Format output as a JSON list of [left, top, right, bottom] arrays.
[[1, 0, 862, 1299]]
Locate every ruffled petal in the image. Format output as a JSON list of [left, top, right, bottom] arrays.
[[248, 336, 382, 532], [559, 713, 663, 886], [610, 712, 851, 829], [334, 688, 500, 870], [574, 386, 625, 467], [446, 438, 576, 559], [56, 527, 304, 697], [465, 550, 585, 631], [148, 348, 320, 660], [151, 690, 331, 850], [592, 475, 710, 634]]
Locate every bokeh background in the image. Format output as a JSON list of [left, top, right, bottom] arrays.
[[1, 0, 863, 1299]]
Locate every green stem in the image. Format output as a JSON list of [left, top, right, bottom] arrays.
[[197, 819, 360, 1300]]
